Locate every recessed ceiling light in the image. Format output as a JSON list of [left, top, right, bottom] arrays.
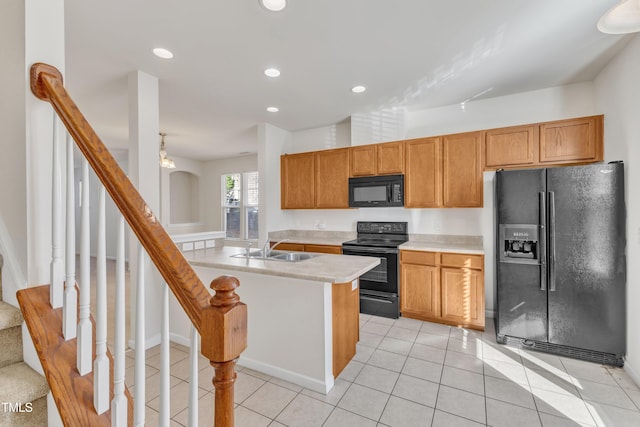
[[264, 68, 281, 77], [266, 106, 279, 113], [152, 48, 174, 59], [260, 0, 287, 12], [351, 85, 366, 93]]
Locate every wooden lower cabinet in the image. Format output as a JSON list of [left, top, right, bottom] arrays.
[[332, 281, 359, 377], [440, 267, 484, 327], [400, 250, 485, 330], [400, 263, 440, 319]]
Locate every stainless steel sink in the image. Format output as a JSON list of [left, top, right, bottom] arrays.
[[230, 250, 318, 262], [269, 252, 318, 262]]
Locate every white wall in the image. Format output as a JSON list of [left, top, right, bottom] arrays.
[[275, 83, 601, 316], [290, 120, 351, 152], [258, 123, 293, 245], [593, 33, 640, 383], [201, 153, 258, 243], [0, 1, 28, 303]]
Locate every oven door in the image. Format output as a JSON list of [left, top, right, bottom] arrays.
[[341, 246, 398, 294]]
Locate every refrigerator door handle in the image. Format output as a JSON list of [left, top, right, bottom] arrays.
[[539, 192, 547, 291], [548, 191, 556, 292]]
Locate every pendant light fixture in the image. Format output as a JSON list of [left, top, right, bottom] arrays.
[[598, 0, 640, 34], [159, 132, 176, 169]]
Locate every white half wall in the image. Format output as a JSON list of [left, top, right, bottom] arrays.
[[593, 33, 640, 383]]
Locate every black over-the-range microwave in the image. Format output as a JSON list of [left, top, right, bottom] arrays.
[[348, 174, 404, 208]]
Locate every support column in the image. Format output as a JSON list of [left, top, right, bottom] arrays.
[[128, 70, 163, 347]]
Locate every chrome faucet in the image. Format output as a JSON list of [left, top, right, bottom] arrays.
[[264, 238, 289, 258], [245, 241, 253, 256]]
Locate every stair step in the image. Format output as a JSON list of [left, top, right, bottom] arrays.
[[0, 362, 49, 426], [0, 301, 22, 330], [0, 301, 23, 368]]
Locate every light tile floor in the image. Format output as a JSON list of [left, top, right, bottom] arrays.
[[128, 315, 640, 426]]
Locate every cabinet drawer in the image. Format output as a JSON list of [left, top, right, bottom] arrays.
[[401, 250, 437, 265], [305, 244, 342, 254], [272, 242, 305, 252], [441, 253, 483, 269]]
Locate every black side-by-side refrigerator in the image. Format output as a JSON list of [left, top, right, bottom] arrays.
[[495, 162, 626, 366]]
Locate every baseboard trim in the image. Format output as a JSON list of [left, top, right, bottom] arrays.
[[624, 358, 640, 387], [128, 333, 161, 351], [238, 356, 334, 394], [169, 333, 191, 348]]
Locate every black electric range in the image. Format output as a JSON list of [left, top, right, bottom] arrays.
[[342, 221, 408, 319]]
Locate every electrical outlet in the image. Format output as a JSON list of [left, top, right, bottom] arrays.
[[317, 223, 326, 230]]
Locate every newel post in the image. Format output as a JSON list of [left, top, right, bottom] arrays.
[[201, 276, 247, 427]]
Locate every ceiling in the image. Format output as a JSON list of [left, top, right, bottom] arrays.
[[64, 0, 630, 160]]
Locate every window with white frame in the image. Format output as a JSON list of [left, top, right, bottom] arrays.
[[222, 171, 259, 240]]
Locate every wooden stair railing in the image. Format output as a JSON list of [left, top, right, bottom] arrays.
[[28, 62, 247, 426]]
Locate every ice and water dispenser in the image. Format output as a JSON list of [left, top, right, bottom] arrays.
[[499, 224, 540, 264]]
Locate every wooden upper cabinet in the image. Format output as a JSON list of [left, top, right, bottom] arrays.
[[539, 115, 603, 164], [442, 131, 483, 208], [377, 141, 404, 175], [350, 141, 404, 176], [350, 145, 377, 176], [484, 125, 538, 169], [281, 152, 315, 209], [315, 148, 350, 209], [404, 137, 442, 208]]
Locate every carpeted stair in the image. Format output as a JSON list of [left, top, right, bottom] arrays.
[[0, 255, 49, 426]]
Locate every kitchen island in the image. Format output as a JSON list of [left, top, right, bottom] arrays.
[[180, 246, 379, 393]]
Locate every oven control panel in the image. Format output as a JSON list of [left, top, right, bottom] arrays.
[[357, 221, 407, 234]]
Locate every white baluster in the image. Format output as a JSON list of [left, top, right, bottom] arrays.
[[50, 113, 64, 308], [134, 245, 146, 427], [111, 216, 127, 426], [159, 282, 170, 427], [94, 186, 109, 413], [63, 134, 77, 340], [188, 326, 199, 427], [77, 159, 92, 374]]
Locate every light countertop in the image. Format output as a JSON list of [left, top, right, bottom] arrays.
[[183, 246, 379, 283], [268, 230, 484, 254], [268, 230, 355, 247], [400, 234, 484, 254]]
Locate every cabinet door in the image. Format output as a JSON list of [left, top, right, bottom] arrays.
[[485, 125, 538, 169], [377, 141, 404, 175], [440, 267, 484, 328], [281, 153, 315, 209], [315, 148, 350, 209], [404, 138, 442, 208], [350, 145, 377, 176], [539, 116, 603, 164], [442, 132, 483, 207], [400, 263, 440, 320]]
